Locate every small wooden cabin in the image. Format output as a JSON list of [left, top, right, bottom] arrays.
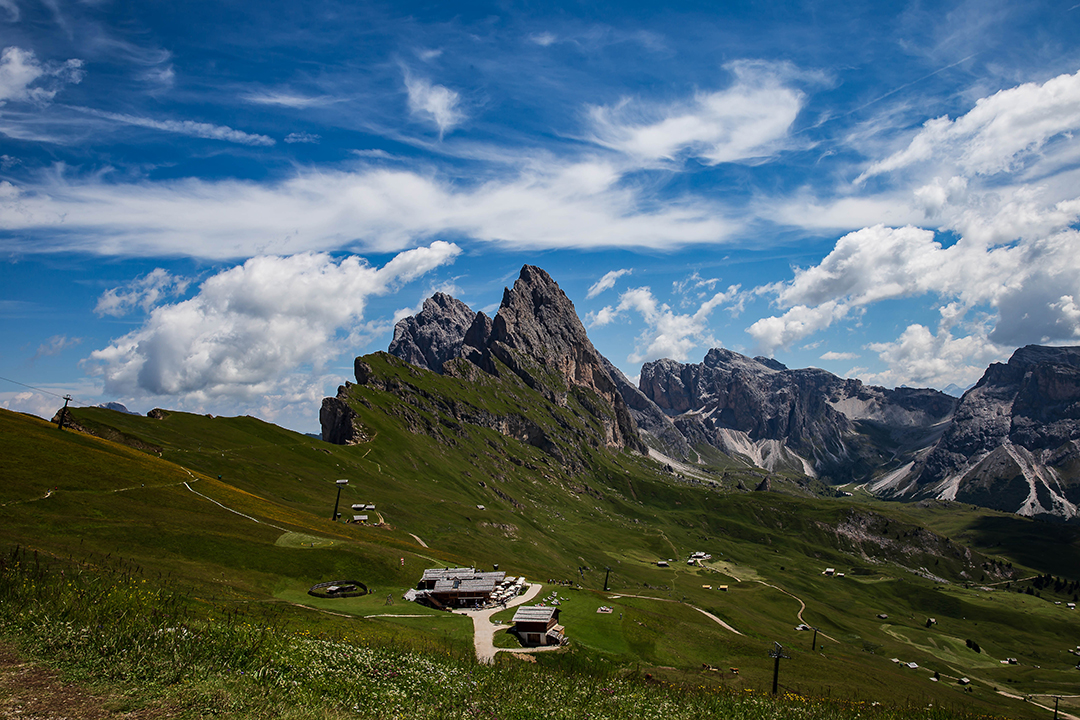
[[513, 605, 565, 646]]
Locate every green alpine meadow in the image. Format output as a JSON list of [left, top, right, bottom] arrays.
[[3, 330, 1080, 718]]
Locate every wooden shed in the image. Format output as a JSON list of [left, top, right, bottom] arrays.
[[512, 605, 565, 646]]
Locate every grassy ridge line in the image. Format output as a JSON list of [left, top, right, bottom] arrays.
[[0, 409, 457, 604]]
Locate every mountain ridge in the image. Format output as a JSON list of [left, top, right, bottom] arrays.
[[323, 265, 1080, 522]]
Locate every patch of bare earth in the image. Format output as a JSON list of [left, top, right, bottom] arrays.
[[0, 643, 175, 719]]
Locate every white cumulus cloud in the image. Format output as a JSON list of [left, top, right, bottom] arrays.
[[746, 300, 850, 355], [590, 284, 740, 363], [862, 321, 1008, 390], [749, 222, 1080, 356], [84, 243, 461, 406], [95, 268, 191, 317], [1, 391, 62, 420]]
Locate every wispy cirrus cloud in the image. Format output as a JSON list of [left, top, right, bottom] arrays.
[[587, 61, 805, 165], [0, 160, 734, 259], [530, 32, 557, 46], [33, 334, 81, 360], [242, 90, 334, 108], [285, 132, 320, 144], [586, 268, 631, 298], [820, 350, 859, 361], [404, 71, 464, 137], [0, 46, 83, 106], [857, 69, 1080, 183], [0, 0, 19, 22], [71, 107, 275, 146]]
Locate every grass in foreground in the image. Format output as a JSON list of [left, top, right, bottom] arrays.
[[0, 547, 1006, 720]]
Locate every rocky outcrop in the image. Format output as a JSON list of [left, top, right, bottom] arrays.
[[875, 345, 1080, 520], [387, 293, 477, 373], [320, 384, 368, 445], [639, 348, 957, 481]]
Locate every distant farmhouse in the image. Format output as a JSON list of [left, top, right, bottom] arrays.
[[513, 605, 566, 646], [405, 567, 524, 609]]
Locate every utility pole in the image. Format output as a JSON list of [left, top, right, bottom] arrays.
[[811, 626, 820, 652], [56, 395, 72, 430], [1054, 695, 1060, 720], [604, 566, 611, 591], [769, 641, 790, 695], [332, 479, 348, 520]]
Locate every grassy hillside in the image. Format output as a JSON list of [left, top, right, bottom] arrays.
[[4, 363, 1080, 720]]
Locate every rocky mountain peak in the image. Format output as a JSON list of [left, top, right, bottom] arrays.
[[489, 265, 606, 389], [484, 265, 642, 451], [1009, 344, 1080, 369], [387, 292, 476, 373], [366, 265, 645, 454], [640, 347, 957, 481], [702, 347, 781, 373], [755, 356, 788, 371]]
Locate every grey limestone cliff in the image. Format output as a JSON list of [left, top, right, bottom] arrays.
[[880, 345, 1080, 519], [639, 348, 957, 480]]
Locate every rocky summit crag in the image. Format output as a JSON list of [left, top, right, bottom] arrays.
[[322, 265, 1080, 522]]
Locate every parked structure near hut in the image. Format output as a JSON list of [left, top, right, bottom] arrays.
[[407, 567, 522, 609], [513, 605, 566, 646]]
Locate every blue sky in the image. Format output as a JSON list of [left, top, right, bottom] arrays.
[[3, 0, 1080, 433]]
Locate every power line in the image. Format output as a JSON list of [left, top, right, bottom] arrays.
[[0, 375, 92, 407]]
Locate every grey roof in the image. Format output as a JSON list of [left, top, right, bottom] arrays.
[[433, 578, 498, 593], [421, 567, 477, 581], [513, 605, 557, 623], [421, 568, 505, 583]]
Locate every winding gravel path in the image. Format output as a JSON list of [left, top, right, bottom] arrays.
[[454, 583, 556, 664]]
